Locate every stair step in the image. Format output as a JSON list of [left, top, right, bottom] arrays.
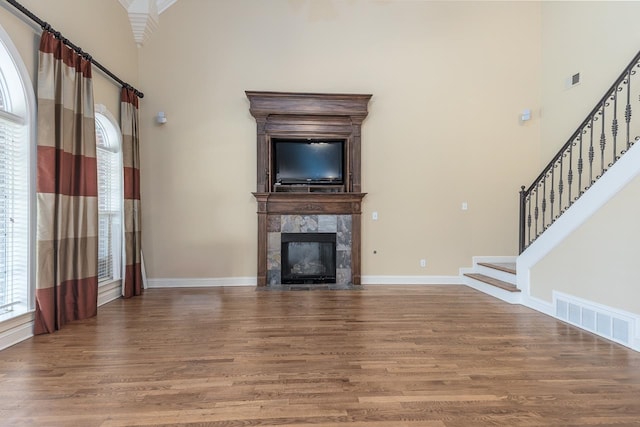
[[464, 273, 521, 292], [477, 262, 516, 275]]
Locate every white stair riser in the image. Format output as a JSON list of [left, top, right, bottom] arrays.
[[461, 275, 521, 304], [472, 256, 517, 264]]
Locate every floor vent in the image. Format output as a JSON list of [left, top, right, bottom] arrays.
[[554, 291, 634, 347]]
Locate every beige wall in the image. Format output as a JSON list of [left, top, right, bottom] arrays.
[[2, 0, 634, 297], [540, 1, 640, 163], [139, 0, 542, 279], [530, 174, 640, 313], [529, 1, 640, 315], [0, 0, 139, 115]]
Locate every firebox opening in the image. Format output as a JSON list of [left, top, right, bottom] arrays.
[[281, 233, 337, 284]]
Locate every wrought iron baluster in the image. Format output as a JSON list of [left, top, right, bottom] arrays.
[[578, 132, 584, 195], [534, 188, 539, 238], [626, 68, 632, 150], [527, 194, 531, 246], [589, 118, 594, 185], [612, 89, 618, 161], [550, 166, 555, 221], [542, 179, 547, 230], [558, 157, 563, 215], [600, 102, 606, 173], [568, 140, 573, 205]]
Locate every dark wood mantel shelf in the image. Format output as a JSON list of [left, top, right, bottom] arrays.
[[253, 192, 367, 215]]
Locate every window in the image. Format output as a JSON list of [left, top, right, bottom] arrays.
[[95, 107, 122, 283], [0, 24, 35, 320]]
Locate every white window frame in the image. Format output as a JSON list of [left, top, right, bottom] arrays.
[[0, 23, 35, 327], [95, 105, 123, 302]]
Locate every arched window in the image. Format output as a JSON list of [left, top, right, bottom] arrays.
[[0, 24, 35, 320], [95, 106, 122, 283]]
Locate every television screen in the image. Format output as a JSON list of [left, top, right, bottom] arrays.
[[273, 139, 344, 184]]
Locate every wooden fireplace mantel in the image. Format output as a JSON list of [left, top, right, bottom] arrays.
[[252, 192, 367, 216], [246, 91, 372, 286]]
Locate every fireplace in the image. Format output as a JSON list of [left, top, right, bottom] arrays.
[[267, 214, 352, 285], [281, 233, 336, 284], [247, 91, 371, 286]]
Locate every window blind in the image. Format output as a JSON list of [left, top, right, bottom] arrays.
[[0, 109, 28, 315], [96, 117, 122, 282]]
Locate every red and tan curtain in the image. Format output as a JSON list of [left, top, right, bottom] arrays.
[[34, 31, 98, 334], [121, 88, 143, 298]]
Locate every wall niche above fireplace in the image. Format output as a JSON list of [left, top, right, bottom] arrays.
[[246, 91, 372, 286], [246, 91, 371, 194]]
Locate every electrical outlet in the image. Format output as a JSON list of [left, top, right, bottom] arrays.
[[420, 259, 426, 268], [372, 211, 378, 221], [462, 202, 468, 211]]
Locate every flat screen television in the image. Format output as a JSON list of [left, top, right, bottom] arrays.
[[273, 138, 344, 185]]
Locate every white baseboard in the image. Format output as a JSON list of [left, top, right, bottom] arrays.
[[149, 276, 463, 287], [0, 312, 34, 351], [361, 275, 462, 285], [521, 294, 554, 317], [147, 277, 257, 288], [98, 281, 122, 306], [0, 280, 125, 351]]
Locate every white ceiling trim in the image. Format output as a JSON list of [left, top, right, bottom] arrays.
[[156, 0, 177, 14], [118, 0, 135, 9], [119, 0, 178, 46]]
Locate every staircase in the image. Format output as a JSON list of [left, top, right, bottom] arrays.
[[457, 50, 640, 351], [460, 257, 520, 304], [460, 50, 640, 305], [519, 49, 640, 253]]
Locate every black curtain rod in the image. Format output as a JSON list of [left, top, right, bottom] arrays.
[[5, 0, 144, 99]]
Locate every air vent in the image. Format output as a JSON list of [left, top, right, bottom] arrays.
[[554, 291, 634, 348], [572, 73, 580, 85], [565, 72, 581, 89]]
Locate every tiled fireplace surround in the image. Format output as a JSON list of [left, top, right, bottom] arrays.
[[267, 214, 352, 285]]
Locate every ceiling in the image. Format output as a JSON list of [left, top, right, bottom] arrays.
[[118, 0, 178, 46]]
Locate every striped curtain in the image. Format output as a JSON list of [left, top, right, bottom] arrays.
[[34, 31, 98, 334], [121, 88, 143, 298]]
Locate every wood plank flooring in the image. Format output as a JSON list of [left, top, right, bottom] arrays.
[[2, 285, 640, 426]]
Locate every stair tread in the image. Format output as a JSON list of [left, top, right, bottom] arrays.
[[477, 262, 516, 275], [464, 273, 520, 292]]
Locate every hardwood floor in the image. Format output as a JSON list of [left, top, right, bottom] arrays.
[[2, 286, 640, 426]]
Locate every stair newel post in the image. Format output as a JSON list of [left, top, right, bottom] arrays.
[[519, 185, 526, 254]]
